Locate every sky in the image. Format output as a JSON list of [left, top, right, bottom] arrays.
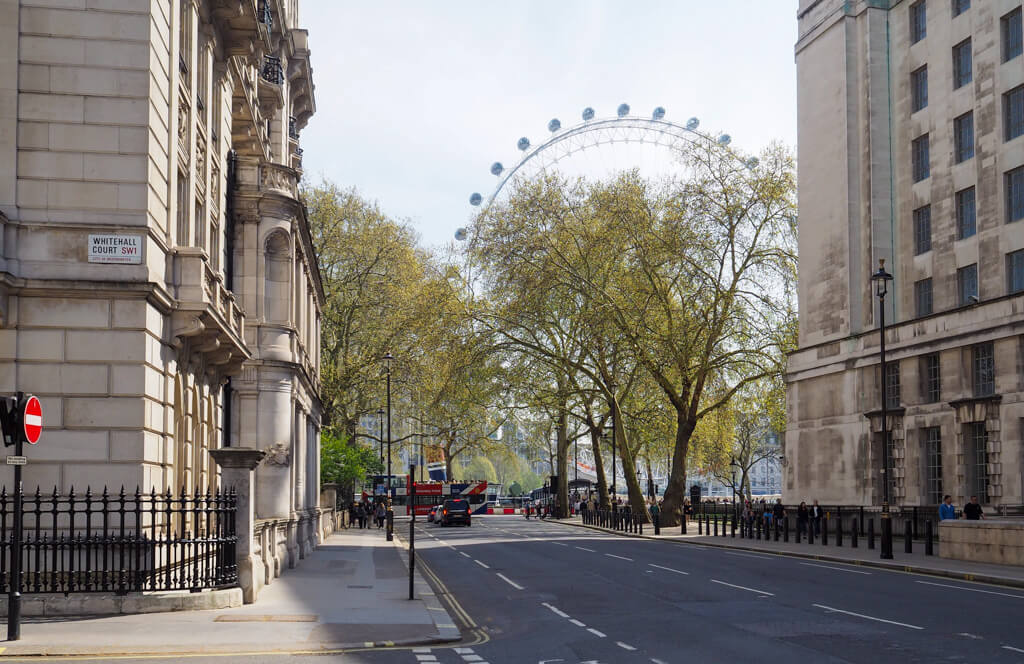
[[299, 1, 799, 250]]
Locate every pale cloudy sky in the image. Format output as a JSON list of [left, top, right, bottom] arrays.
[[299, 1, 799, 249]]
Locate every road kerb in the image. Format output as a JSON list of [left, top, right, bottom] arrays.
[[549, 518, 1024, 591], [392, 531, 463, 643]]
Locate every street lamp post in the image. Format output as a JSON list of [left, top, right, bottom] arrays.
[[730, 457, 738, 524], [608, 380, 617, 507], [377, 407, 385, 470], [871, 259, 894, 560], [383, 352, 394, 541]]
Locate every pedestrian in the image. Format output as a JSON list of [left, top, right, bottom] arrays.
[[772, 498, 785, 526], [355, 503, 366, 529], [796, 501, 809, 536], [375, 501, 386, 528], [963, 495, 985, 520], [810, 500, 823, 536], [939, 494, 957, 521]]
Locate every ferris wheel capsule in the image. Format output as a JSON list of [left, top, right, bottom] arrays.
[[617, 103, 630, 118], [582, 107, 595, 121], [548, 118, 561, 133], [490, 162, 504, 176], [686, 117, 699, 130], [517, 137, 530, 151], [469, 193, 482, 206], [455, 227, 468, 241], [718, 134, 732, 146], [652, 106, 666, 120]]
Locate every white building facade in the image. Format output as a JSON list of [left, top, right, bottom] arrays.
[[0, 0, 324, 578]]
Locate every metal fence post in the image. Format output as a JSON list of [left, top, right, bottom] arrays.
[[904, 520, 913, 554], [868, 518, 875, 550], [822, 515, 829, 546], [850, 519, 858, 548], [836, 516, 843, 547], [925, 520, 933, 556]]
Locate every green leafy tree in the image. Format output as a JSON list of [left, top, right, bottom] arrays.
[[320, 431, 383, 502]]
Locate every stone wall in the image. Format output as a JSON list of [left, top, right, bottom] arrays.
[[940, 519, 1024, 566]]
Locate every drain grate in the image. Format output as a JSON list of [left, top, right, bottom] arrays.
[[215, 614, 318, 622]]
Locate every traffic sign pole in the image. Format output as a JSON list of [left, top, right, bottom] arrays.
[[7, 393, 24, 641]]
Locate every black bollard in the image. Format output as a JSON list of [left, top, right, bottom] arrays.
[[654, 513, 660, 535], [925, 520, 933, 556], [732, 511, 737, 538], [822, 515, 829, 546], [756, 515, 762, 540], [807, 518, 814, 544], [836, 517, 843, 547], [783, 516, 789, 542], [850, 518, 858, 548], [904, 520, 913, 554], [713, 513, 718, 537], [774, 517, 780, 541], [795, 519, 801, 544], [682, 512, 687, 535], [859, 506, 865, 536], [706, 512, 711, 536], [868, 518, 875, 549], [638, 515, 643, 535], [912, 507, 919, 540], [698, 511, 703, 535]]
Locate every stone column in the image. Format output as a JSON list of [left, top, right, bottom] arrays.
[[210, 447, 266, 604]]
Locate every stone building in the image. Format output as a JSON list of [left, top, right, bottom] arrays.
[[787, 0, 1024, 510], [0, 0, 324, 581]]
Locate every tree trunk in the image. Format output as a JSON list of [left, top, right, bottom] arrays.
[[612, 398, 650, 524], [590, 426, 610, 509], [555, 404, 570, 518], [657, 409, 695, 527]]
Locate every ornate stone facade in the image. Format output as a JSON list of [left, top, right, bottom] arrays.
[[0, 0, 324, 583], [788, 0, 1024, 510]]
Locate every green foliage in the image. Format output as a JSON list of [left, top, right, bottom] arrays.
[[464, 456, 498, 482], [320, 431, 383, 489], [507, 481, 523, 496]]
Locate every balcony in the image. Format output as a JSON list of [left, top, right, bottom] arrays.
[[171, 249, 249, 373], [258, 161, 299, 200], [261, 56, 283, 85]]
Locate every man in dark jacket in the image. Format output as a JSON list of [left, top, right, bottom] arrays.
[[963, 495, 985, 520], [810, 500, 823, 535]]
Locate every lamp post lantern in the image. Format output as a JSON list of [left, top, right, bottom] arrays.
[[871, 259, 894, 560], [383, 352, 394, 541]]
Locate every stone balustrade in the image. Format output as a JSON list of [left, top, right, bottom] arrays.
[[939, 519, 1024, 566]]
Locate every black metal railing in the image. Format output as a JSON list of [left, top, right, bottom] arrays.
[[288, 116, 299, 140], [258, 0, 273, 28], [0, 487, 237, 595], [261, 56, 284, 85]]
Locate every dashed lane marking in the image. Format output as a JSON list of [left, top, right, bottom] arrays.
[[1003, 645, 1024, 654], [651, 659, 669, 664], [605, 553, 633, 561], [616, 642, 637, 651], [551, 541, 568, 546], [542, 602, 569, 618], [575, 546, 596, 552], [800, 562, 871, 575], [496, 573, 525, 590], [474, 560, 490, 569], [916, 580, 1024, 599], [569, 619, 586, 627], [454, 648, 474, 654], [648, 563, 688, 575], [459, 551, 472, 558], [415, 655, 437, 662], [587, 628, 607, 638], [711, 579, 775, 596], [813, 603, 923, 630]]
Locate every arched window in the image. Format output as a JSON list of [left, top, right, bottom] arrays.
[[264, 230, 291, 323]]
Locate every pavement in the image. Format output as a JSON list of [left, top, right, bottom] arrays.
[[0, 524, 460, 657], [555, 513, 1024, 588]]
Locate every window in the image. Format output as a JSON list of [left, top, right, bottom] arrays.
[[176, 171, 189, 246], [920, 353, 941, 402], [952, 0, 969, 17], [912, 134, 930, 182], [911, 1, 927, 43], [911, 66, 928, 112], [913, 205, 931, 254], [973, 342, 995, 396], [885, 361, 901, 409], [1008, 249, 1024, 294], [194, 198, 205, 250], [915, 278, 933, 317], [196, 40, 208, 117], [1008, 166, 1024, 223], [966, 422, 988, 502], [178, 0, 191, 84], [1006, 85, 1024, 142], [1003, 7, 1023, 63], [923, 427, 942, 504], [958, 263, 978, 305], [954, 112, 974, 162], [953, 38, 972, 89], [956, 187, 976, 239]]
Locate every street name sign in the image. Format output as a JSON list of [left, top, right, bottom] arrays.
[[88, 234, 143, 264], [5, 456, 25, 466]]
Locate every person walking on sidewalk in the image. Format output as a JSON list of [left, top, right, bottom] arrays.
[[963, 495, 985, 520], [375, 501, 386, 529], [772, 498, 785, 525], [355, 503, 366, 529], [810, 500, 823, 536], [796, 501, 809, 537], [940, 495, 957, 521]]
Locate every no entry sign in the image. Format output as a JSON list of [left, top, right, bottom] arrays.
[[22, 396, 41, 444]]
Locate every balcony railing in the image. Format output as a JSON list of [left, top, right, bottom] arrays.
[[259, 0, 273, 28], [288, 116, 299, 140], [261, 56, 283, 85]]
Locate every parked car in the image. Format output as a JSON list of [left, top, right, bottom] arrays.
[[440, 498, 471, 527], [428, 505, 440, 523]]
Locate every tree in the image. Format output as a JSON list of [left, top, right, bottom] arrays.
[[508, 481, 523, 496], [320, 431, 383, 503], [465, 455, 498, 483]]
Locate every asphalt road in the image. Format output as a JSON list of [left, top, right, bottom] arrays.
[[15, 515, 1024, 663]]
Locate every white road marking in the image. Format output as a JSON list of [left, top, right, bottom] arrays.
[[551, 541, 568, 546], [541, 602, 569, 618], [651, 659, 669, 664], [605, 553, 634, 561], [459, 551, 472, 558], [649, 563, 689, 575], [569, 618, 586, 627], [957, 632, 983, 640], [474, 560, 490, 569], [496, 573, 525, 590], [454, 648, 474, 654], [711, 579, 775, 596], [575, 546, 596, 552], [462, 656, 484, 662], [723, 550, 773, 560], [1003, 645, 1024, 654], [616, 642, 637, 651], [415, 656, 437, 662], [412, 648, 431, 653], [587, 627, 607, 637], [916, 580, 1024, 599], [813, 603, 923, 630], [800, 562, 871, 575]]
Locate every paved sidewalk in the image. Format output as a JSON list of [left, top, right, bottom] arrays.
[[0, 526, 460, 657], [555, 515, 1024, 588]]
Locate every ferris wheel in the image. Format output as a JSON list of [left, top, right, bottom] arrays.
[[456, 103, 757, 240]]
